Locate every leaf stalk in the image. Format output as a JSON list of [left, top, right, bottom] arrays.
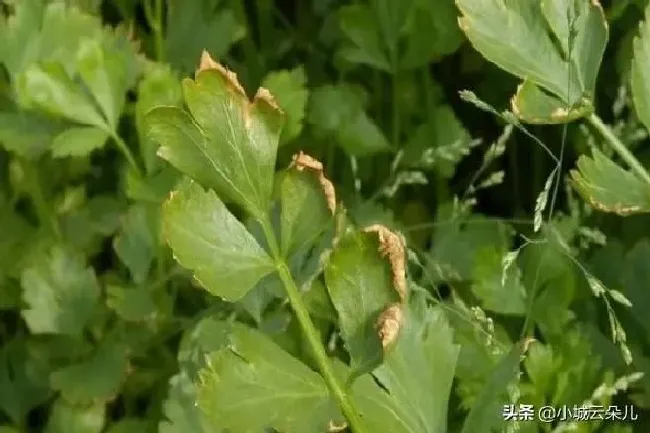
[[260, 219, 369, 433], [110, 132, 144, 177]]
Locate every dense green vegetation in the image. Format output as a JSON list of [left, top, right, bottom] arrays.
[[0, 1, 649, 432]]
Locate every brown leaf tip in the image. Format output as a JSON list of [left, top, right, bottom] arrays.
[[363, 224, 407, 301], [254, 87, 282, 112], [290, 151, 336, 214], [376, 303, 404, 349], [198, 50, 246, 97]]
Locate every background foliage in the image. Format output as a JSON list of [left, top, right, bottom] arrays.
[[1, 0, 649, 432]]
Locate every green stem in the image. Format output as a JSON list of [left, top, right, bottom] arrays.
[[111, 132, 143, 177], [259, 220, 369, 433], [144, 0, 165, 61], [587, 113, 650, 185], [391, 71, 400, 150], [22, 160, 62, 240]]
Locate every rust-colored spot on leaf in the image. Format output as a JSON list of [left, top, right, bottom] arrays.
[[197, 50, 247, 98], [363, 224, 407, 301], [290, 151, 336, 214], [376, 303, 403, 349]]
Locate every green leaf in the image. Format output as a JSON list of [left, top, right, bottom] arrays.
[[445, 296, 513, 409], [401, 105, 475, 177], [261, 67, 309, 144], [324, 229, 402, 380], [106, 285, 159, 322], [197, 322, 340, 433], [51, 340, 128, 404], [570, 148, 650, 215], [0, 99, 64, 158], [279, 164, 334, 257], [177, 317, 231, 378], [105, 419, 154, 433], [303, 278, 338, 323], [337, 4, 392, 72], [45, 399, 105, 433], [76, 38, 124, 128], [511, 80, 594, 124], [165, 0, 245, 73], [457, 0, 608, 115], [17, 62, 107, 129], [337, 110, 392, 157], [337, 0, 461, 71], [0, 0, 44, 79], [471, 247, 527, 315], [135, 63, 182, 173], [162, 179, 275, 302], [0, 203, 35, 280], [622, 240, 650, 340], [308, 84, 391, 156], [159, 373, 216, 433], [113, 204, 158, 285], [51, 126, 109, 158], [0, 339, 52, 425], [125, 165, 180, 203], [427, 208, 513, 282], [146, 56, 284, 218], [460, 344, 523, 433], [399, 0, 463, 68], [632, 2, 650, 135], [36, 3, 103, 75], [21, 246, 100, 337], [351, 300, 460, 433]]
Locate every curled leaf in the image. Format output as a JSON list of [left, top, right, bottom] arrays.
[[290, 151, 336, 214], [362, 224, 407, 301]]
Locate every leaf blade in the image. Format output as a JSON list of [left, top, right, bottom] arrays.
[[162, 179, 275, 302]]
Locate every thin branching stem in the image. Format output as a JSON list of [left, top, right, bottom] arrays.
[[22, 159, 62, 240], [260, 219, 369, 433]]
